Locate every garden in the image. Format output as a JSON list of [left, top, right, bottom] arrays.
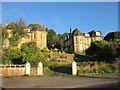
[[77, 40, 120, 75]]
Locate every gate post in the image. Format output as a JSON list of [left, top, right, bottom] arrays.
[[37, 62, 43, 75], [72, 61, 77, 75], [25, 62, 31, 75]]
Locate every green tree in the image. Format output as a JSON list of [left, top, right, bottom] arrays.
[[8, 17, 28, 47], [47, 29, 59, 49], [86, 40, 108, 56], [2, 55, 12, 64], [1, 27, 8, 46], [5, 48, 23, 64], [21, 42, 45, 67]]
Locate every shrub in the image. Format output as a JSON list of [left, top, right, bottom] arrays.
[[2, 55, 12, 64], [42, 47, 50, 52], [95, 45, 117, 62], [21, 42, 41, 54], [52, 50, 58, 53], [86, 40, 108, 56], [77, 61, 118, 75]]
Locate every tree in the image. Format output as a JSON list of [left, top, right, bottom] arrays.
[[86, 40, 108, 56], [1, 27, 8, 46], [21, 42, 45, 67], [4, 47, 23, 64], [47, 29, 59, 49], [16, 16, 25, 26], [8, 17, 28, 47], [55, 33, 68, 50]]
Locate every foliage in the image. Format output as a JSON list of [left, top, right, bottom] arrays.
[[4, 48, 23, 64], [95, 45, 117, 62], [75, 52, 86, 55], [8, 17, 28, 47], [2, 55, 12, 64], [28, 24, 38, 27], [16, 16, 26, 26], [77, 61, 118, 75], [47, 29, 59, 49], [42, 47, 50, 52], [21, 42, 45, 67], [86, 40, 108, 56], [1, 28, 8, 45], [21, 42, 40, 54], [86, 40, 120, 62]]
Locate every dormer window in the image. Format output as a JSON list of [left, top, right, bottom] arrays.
[[96, 32, 100, 36]]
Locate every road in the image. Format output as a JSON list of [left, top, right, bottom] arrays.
[[1, 74, 119, 88]]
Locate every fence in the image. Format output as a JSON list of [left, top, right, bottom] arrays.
[[0, 62, 43, 76], [0, 64, 25, 76]]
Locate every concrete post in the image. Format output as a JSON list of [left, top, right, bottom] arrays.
[[72, 61, 77, 75], [25, 62, 30, 75], [37, 62, 43, 75]]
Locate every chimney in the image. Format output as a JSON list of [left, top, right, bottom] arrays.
[[43, 24, 46, 30], [6, 20, 8, 26], [70, 27, 72, 33]]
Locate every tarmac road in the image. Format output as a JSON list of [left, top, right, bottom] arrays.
[[1, 74, 119, 88]]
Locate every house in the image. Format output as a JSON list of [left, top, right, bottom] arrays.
[[3, 21, 47, 49], [64, 28, 103, 53]]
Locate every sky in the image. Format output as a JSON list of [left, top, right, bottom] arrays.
[[2, 2, 118, 36]]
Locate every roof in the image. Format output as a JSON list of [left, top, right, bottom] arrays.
[[72, 28, 83, 36], [6, 21, 16, 29], [31, 24, 46, 32], [88, 30, 97, 34]]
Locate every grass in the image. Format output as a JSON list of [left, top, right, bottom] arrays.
[[75, 52, 86, 55]]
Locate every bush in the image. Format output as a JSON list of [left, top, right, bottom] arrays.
[[21, 42, 41, 54], [4, 48, 23, 64], [77, 61, 118, 75], [52, 50, 58, 53], [95, 45, 117, 62], [86, 40, 108, 56], [2, 55, 12, 64], [42, 47, 50, 52]]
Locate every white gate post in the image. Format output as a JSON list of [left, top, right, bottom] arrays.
[[72, 61, 77, 75], [37, 62, 43, 75], [25, 62, 31, 75]]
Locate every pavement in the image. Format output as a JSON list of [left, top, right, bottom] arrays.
[[1, 73, 119, 88]]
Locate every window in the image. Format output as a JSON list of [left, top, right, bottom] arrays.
[[76, 45, 78, 50], [80, 44, 83, 50], [39, 33, 41, 39], [98, 38, 101, 40], [34, 33, 36, 39], [76, 37, 78, 42], [80, 37, 83, 42], [38, 42, 42, 48], [28, 35, 30, 40], [86, 45, 89, 49], [41, 33, 42, 39]]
